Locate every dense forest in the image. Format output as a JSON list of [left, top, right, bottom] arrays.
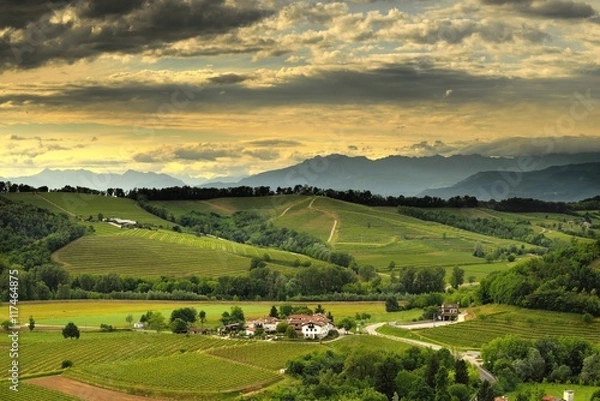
[[479, 241, 600, 315], [245, 346, 479, 401], [482, 335, 600, 390], [0, 198, 86, 268]]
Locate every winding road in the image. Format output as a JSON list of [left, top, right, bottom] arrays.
[[364, 321, 497, 383]]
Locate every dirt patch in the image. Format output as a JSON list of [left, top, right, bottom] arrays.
[[28, 376, 166, 401]]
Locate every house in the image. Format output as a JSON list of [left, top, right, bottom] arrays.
[[494, 397, 509, 401], [287, 313, 334, 339], [133, 322, 145, 330], [438, 303, 460, 321], [188, 327, 210, 335], [106, 217, 137, 228], [246, 316, 279, 335]]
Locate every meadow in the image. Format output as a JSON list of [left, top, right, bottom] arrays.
[[18, 300, 423, 328], [2, 192, 173, 228], [378, 305, 600, 350]]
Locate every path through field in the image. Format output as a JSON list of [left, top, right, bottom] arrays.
[[28, 376, 166, 401], [308, 197, 338, 243], [35, 193, 76, 217]]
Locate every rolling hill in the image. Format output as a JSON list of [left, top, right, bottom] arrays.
[[420, 162, 600, 201], [2, 192, 328, 278]]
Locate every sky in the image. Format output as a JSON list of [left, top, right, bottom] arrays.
[[1, 0, 599, 182]]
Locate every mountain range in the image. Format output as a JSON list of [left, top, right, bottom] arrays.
[[4, 153, 600, 201], [7, 169, 185, 190], [206, 153, 600, 197], [419, 162, 600, 202]]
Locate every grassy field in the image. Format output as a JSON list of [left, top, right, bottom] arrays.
[[150, 195, 308, 219], [2, 192, 173, 228], [378, 305, 600, 350], [16, 300, 423, 328], [508, 383, 600, 401]]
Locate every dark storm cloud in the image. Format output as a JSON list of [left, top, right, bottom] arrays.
[[208, 73, 251, 85], [3, 64, 599, 110], [0, 0, 69, 29], [481, 0, 597, 20], [526, 0, 596, 19], [79, 0, 146, 18], [0, 0, 273, 70], [246, 140, 303, 147]]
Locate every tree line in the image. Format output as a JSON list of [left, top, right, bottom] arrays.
[[479, 240, 600, 316]]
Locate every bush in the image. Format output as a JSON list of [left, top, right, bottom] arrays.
[[61, 360, 73, 369]]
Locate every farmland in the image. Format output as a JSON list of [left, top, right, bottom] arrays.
[[19, 300, 422, 328], [378, 305, 600, 349], [53, 228, 322, 278], [0, 382, 83, 401], [152, 195, 536, 281], [2, 192, 173, 228]]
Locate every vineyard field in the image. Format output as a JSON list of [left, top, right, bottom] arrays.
[[65, 352, 280, 398]]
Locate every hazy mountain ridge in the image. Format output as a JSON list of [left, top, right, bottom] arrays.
[[8, 168, 186, 190], [204, 153, 600, 197], [419, 162, 600, 201]]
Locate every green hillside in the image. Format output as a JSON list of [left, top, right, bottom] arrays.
[[3, 192, 328, 278], [2, 192, 173, 228], [53, 228, 322, 278], [379, 305, 600, 349], [151, 195, 535, 281]]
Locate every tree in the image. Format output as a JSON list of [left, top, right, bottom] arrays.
[[170, 318, 189, 334], [269, 305, 279, 318], [337, 317, 357, 333], [170, 307, 197, 324], [385, 296, 400, 312], [449, 384, 471, 401], [473, 242, 485, 258], [454, 359, 469, 385], [250, 257, 266, 270], [450, 266, 465, 289], [147, 312, 167, 333], [28, 316, 35, 332], [581, 353, 600, 385], [1, 320, 11, 332], [285, 325, 298, 339], [590, 389, 600, 401], [276, 321, 289, 334], [199, 310, 206, 327], [315, 304, 325, 314], [476, 380, 495, 401], [125, 314, 133, 327], [62, 322, 80, 339], [97, 213, 104, 221]]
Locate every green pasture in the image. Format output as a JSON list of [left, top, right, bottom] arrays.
[[379, 305, 600, 350], [150, 195, 308, 219], [2, 192, 173, 228], [17, 300, 421, 328], [508, 383, 600, 401]]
